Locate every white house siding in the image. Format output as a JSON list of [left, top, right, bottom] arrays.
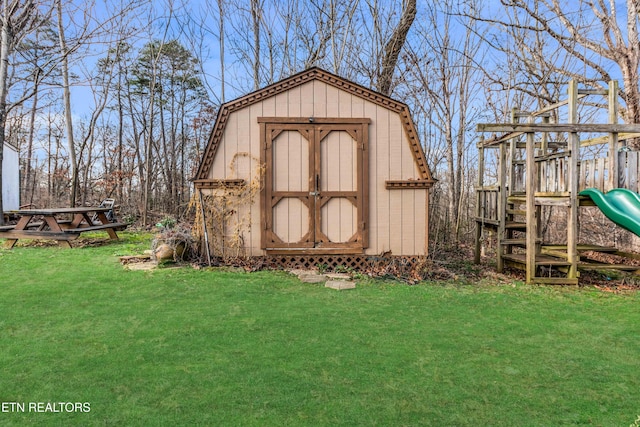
[[2, 143, 19, 211]]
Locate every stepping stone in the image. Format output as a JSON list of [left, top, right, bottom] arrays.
[[289, 269, 318, 278], [299, 274, 327, 283], [325, 280, 356, 290], [124, 262, 157, 271], [325, 273, 352, 280], [119, 254, 152, 264]]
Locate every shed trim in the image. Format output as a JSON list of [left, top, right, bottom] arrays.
[[385, 180, 434, 189], [193, 179, 246, 189], [195, 67, 434, 183]]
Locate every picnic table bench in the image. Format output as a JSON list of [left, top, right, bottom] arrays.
[[0, 207, 127, 249]]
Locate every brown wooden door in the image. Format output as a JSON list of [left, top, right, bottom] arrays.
[[260, 118, 369, 253]]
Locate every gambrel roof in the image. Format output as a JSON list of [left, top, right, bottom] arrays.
[[195, 67, 434, 185]]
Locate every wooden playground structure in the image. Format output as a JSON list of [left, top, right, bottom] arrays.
[[475, 80, 640, 284]]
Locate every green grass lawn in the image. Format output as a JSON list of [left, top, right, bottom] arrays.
[[1, 233, 640, 426]]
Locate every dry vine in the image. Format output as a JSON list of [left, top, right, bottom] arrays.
[[189, 153, 265, 263]]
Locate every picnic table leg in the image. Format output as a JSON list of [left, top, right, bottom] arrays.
[[43, 216, 73, 248], [3, 215, 33, 249], [95, 212, 119, 239], [69, 214, 85, 228]]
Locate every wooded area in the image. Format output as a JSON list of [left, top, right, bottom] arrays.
[[2, 0, 640, 252]]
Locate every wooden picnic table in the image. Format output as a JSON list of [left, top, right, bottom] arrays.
[[0, 207, 126, 249]]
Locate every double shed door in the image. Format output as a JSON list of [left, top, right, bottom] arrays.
[[260, 118, 370, 253]]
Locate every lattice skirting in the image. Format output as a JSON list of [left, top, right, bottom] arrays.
[[208, 254, 426, 273], [269, 255, 425, 271]]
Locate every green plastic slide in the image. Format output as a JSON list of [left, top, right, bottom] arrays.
[[578, 188, 640, 237]]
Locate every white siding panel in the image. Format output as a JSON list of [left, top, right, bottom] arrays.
[[2, 143, 19, 211]]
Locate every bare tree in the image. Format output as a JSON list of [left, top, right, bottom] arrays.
[[54, 0, 147, 207], [292, 0, 360, 74], [55, 0, 79, 207], [402, 0, 484, 243], [0, 0, 45, 224], [376, 0, 416, 95], [475, 1, 640, 139], [351, 0, 419, 94], [249, 0, 262, 89], [218, 0, 226, 102], [11, 22, 58, 205]]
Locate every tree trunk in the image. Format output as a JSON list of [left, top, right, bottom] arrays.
[[218, 0, 225, 103], [117, 68, 124, 203], [143, 76, 156, 226], [57, 0, 78, 207], [620, 68, 640, 148], [0, 7, 8, 225], [444, 113, 456, 234], [251, 0, 261, 90], [377, 0, 417, 95], [25, 67, 40, 205]]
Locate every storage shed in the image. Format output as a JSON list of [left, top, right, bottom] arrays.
[[194, 67, 435, 267], [2, 142, 19, 212]]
